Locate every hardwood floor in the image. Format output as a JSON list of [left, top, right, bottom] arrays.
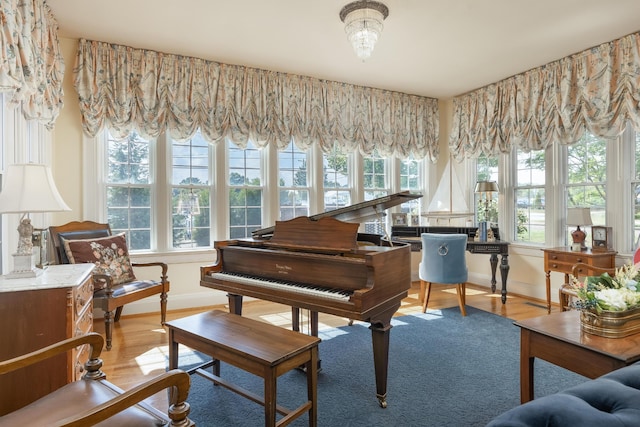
[[93, 282, 556, 413]]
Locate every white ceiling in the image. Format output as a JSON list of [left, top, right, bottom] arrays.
[[48, 0, 640, 99]]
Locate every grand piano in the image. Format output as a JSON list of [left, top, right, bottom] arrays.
[[200, 191, 421, 408]]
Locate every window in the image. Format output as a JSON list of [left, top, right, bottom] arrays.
[[278, 142, 309, 220], [323, 147, 351, 210], [171, 132, 211, 248], [400, 156, 422, 219], [475, 154, 499, 223], [106, 131, 153, 250], [94, 129, 426, 254], [228, 140, 263, 238], [633, 132, 640, 246], [514, 149, 545, 243], [565, 133, 607, 243], [363, 149, 389, 233]]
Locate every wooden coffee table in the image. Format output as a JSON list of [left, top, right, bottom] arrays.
[[515, 310, 640, 403]]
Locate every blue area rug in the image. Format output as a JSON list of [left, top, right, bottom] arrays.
[[171, 307, 587, 426]]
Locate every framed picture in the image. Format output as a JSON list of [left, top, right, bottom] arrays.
[[392, 213, 408, 226]]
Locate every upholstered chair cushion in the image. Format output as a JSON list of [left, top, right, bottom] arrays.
[[62, 233, 136, 286]]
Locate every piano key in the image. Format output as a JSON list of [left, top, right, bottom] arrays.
[[210, 271, 353, 302]]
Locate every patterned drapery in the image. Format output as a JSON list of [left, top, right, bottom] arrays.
[[450, 31, 640, 158], [0, 0, 64, 128], [73, 39, 440, 159]]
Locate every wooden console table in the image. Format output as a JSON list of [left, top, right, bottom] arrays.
[[0, 264, 94, 415], [541, 247, 616, 313]]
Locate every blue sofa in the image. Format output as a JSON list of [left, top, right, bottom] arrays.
[[487, 362, 640, 426]]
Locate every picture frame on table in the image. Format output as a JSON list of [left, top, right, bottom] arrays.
[[392, 213, 408, 226]]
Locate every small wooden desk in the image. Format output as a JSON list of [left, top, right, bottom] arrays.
[[515, 311, 640, 403], [541, 247, 616, 313], [167, 310, 320, 427]]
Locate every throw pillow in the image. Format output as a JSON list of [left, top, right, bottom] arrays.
[[62, 233, 136, 286]]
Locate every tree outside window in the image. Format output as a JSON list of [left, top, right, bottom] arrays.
[[171, 132, 210, 248], [228, 140, 262, 238], [106, 131, 152, 250], [278, 142, 309, 221], [566, 133, 606, 243]]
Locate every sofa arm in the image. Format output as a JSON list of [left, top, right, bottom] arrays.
[[487, 362, 640, 427]]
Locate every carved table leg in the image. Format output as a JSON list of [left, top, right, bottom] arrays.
[[489, 253, 498, 293], [500, 254, 510, 304]]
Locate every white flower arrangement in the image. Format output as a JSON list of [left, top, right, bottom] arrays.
[[571, 262, 640, 312]]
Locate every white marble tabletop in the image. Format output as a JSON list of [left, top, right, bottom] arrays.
[[0, 263, 95, 292]]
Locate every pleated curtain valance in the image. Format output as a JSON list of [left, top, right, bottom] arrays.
[[73, 39, 440, 160], [0, 0, 65, 128], [450, 31, 640, 159]]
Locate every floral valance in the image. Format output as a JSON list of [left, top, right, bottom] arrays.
[[73, 39, 440, 159], [450, 31, 640, 158], [0, 0, 64, 128]]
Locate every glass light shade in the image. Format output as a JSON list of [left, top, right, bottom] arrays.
[[340, 1, 389, 61], [0, 163, 71, 213]]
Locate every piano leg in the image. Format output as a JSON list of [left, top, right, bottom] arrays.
[[291, 307, 319, 335], [227, 293, 243, 315], [369, 304, 399, 409], [292, 307, 322, 371]]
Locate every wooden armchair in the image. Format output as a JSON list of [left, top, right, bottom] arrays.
[[559, 263, 616, 311], [49, 221, 170, 350], [0, 333, 193, 426]]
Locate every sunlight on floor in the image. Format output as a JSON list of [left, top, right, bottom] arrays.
[[135, 346, 170, 375], [134, 343, 204, 375]]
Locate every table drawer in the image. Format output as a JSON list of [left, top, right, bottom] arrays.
[[74, 277, 93, 317]]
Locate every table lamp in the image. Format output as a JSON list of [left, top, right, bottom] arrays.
[[0, 163, 71, 278], [567, 207, 592, 251], [474, 181, 499, 222]]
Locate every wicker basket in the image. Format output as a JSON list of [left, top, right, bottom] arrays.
[[580, 307, 640, 338]]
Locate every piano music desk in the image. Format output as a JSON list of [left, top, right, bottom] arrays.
[[167, 310, 320, 427]]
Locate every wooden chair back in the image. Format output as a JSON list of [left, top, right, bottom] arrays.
[[49, 221, 112, 264]]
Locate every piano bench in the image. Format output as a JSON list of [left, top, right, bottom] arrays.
[[166, 310, 320, 427]]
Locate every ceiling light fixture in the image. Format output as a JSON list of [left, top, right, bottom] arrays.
[[339, 1, 389, 61]]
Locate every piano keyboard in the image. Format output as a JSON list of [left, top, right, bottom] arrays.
[[209, 271, 353, 302]]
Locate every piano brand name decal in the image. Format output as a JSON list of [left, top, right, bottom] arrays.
[[275, 264, 292, 275]]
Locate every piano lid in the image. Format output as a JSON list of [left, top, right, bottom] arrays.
[[252, 191, 422, 238]]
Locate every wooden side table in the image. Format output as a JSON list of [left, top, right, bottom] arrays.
[[541, 247, 616, 313], [515, 311, 640, 403]]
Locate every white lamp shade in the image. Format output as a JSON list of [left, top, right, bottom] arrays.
[[566, 207, 592, 226], [0, 163, 71, 213]]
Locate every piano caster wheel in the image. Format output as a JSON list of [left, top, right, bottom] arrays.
[[377, 394, 387, 408]]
